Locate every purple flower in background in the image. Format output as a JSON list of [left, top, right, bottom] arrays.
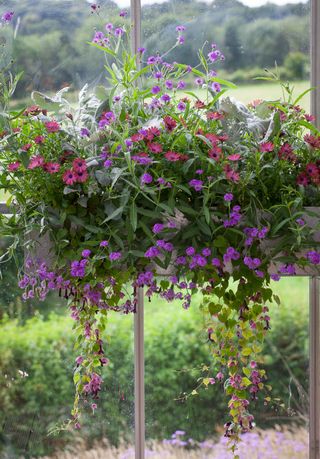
[[119, 10, 127, 17], [1, 11, 14, 22], [307, 251, 320, 265], [82, 249, 91, 258], [141, 173, 153, 185], [271, 273, 281, 281], [195, 78, 204, 86], [75, 356, 84, 365], [104, 159, 112, 168], [80, 128, 90, 137], [212, 258, 221, 267], [152, 223, 164, 234], [202, 248, 211, 257], [279, 264, 296, 275], [151, 86, 161, 94], [105, 23, 113, 32], [109, 252, 122, 261], [189, 179, 203, 191], [177, 101, 186, 111], [125, 139, 133, 149], [165, 80, 173, 90], [113, 95, 121, 103], [209, 69, 217, 77], [178, 36, 185, 44], [161, 93, 171, 103], [147, 56, 156, 65], [208, 50, 220, 62], [114, 27, 125, 37], [223, 247, 240, 264], [212, 82, 221, 92], [296, 218, 305, 226], [145, 246, 160, 258], [224, 193, 233, 202], [154, 71, 163, 80], [244, 256, 261, 270], [177, 81, 186, 90], [176, 25, 186, 32], [138, 47, 146, 54], [175, 256, 187, 265], [100, 240, 109, 247], [186, 247, 195, 256]]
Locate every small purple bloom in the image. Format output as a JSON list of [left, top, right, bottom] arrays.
[[109, 252, 122, 261], [186, 247, 195, 256], [105, 23, 113, 32], [177, 101, 186, 111], [147, 56, 156, 65], [145, 246, 160, 258], [82, 249, 91, 258], [151, 86, 161, 95], [178, 36, 185, 44], [202, 248, 211, 257], [307, 251, 320, 265], [153, 223, 164, 234], [195, 78, 204, 86], [208, 51, 219, 62], [161, 94, 171, 103], [189, 179, 203, 191], [80, 128, 90, 137], [138, 47, 146, 54], [1, 11, 14, 23], [100, 240, 109, 247], [165, 80, 173, 90], [296, 218, 305, 226], [104, 159, 112, 168], [154, 71, 163, 80], [271, 274, 281, 281], [176, 25, 186, 32], [224, 193, 233, 202], [177, 81, 186, 90], [114, 27, 125, 37], [212, 82, 221, 92], [119, 10, 127, 17], [141, 173, 153, 185]]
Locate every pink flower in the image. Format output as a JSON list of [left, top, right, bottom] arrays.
[[8, 161, 21, 172], [305, 114, 315, 122], [44, 121, 60, 133], [73, 158, 87, 172], [227, 153, 241, 161], [164, 151, 188, 162], [74, 169, 89, 183], [22, 143, 32, 151], [296, 172, 309, 186], [28, 155, 45, 169], [45, 162, 60, 174], [260, 142, 274, 153], [63, 169, 77, 185], [147, 142, 163, 154], [224, 164, 239, 182], [34, 135, 45, 144]]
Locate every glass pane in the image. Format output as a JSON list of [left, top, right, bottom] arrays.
[[140, 0, 310, 457]]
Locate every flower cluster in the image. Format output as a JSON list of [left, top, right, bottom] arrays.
[[1, 9, 320, 450]]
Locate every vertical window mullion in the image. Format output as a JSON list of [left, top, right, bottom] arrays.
[[310, 2, 320, 458], [130, 2, 144, 459]]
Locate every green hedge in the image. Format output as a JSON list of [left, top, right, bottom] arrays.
[[0, 278, 309, 457]]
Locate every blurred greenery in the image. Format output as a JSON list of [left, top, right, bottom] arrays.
[[1, 0, 310, 100], [0, 278, 309, 457]]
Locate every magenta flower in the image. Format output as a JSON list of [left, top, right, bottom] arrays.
[[224, 193, 233, 202], [141, 173, 153, 185], [44, 121, 60, 133], [109, 252, 122, 261], [63, 169, 77, 185], [151, 86, 161, 94], [100, 240, 109, 247], [82, 249, 91, 258], [189, 179, 203, 191], [152, 223, 164, 234], [145, 246, 160, 258], [177, 101, 186, 111], [1, 11, 14, 23]]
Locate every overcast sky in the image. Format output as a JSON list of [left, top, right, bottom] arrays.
[[115, 0, 308, 6]]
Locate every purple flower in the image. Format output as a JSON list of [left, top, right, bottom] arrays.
[[76, 356, 84, 365], [279, 264, 296, 275], [177, 81, 186, 90], [177, 101, 186, 111], [161, 94, 171, 103], [212, 82, 221, 92], [165, 80, 173, 90], [223, 247, 240, 264], [125, 139, 133, 148], [255, 270, 265, 278], [147, 56, 156, 65], [307, 251, 320, 265], [138, 47, 146, 54], [105, 23, 113, 32], [82, 249, 91, 258], [109, 252, 122, 261], [100, 240, 109, 247], [1, 11, 14, 23], [224, 193, 233, 202], [153, 223, 164, 234], [186, 247, 195, 256], [115, 27, 125, 37], [202, 248, 211, 257], [119, 10, 127, 17], [192, 255, 207, 267], [189, 179, 203, 191], [271, 273, 281, 281], [195, 78, 204, 86], [151, 86, 161, 94], [145, 246, 160, 258], [208, 51, 220, 62], [113, 95, 121, 103], [80, 127, 90, 137], [178, 36, 185, 44], [296, 218, 305, 226], [154, 71, 163, 80], [175, 256, 187, 265], [104, 159, 112, 168], [212, 258, 221, 267], [141, 173, 153, 185], [176, 25, 186, 32], [244, 256, 261, 270]]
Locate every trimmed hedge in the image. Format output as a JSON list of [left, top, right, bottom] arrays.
[[0, 279, 309, 457]]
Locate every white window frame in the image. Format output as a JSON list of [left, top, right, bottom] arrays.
[[0, 2, 318, 458]]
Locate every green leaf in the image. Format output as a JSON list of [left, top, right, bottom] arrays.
[[102, 206, 124, 223], [130, 201, 137, 232], [213, 236, 228, 248], [208, 302, 222, 315]]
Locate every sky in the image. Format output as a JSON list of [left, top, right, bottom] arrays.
[[115, 0, 308, 6]]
